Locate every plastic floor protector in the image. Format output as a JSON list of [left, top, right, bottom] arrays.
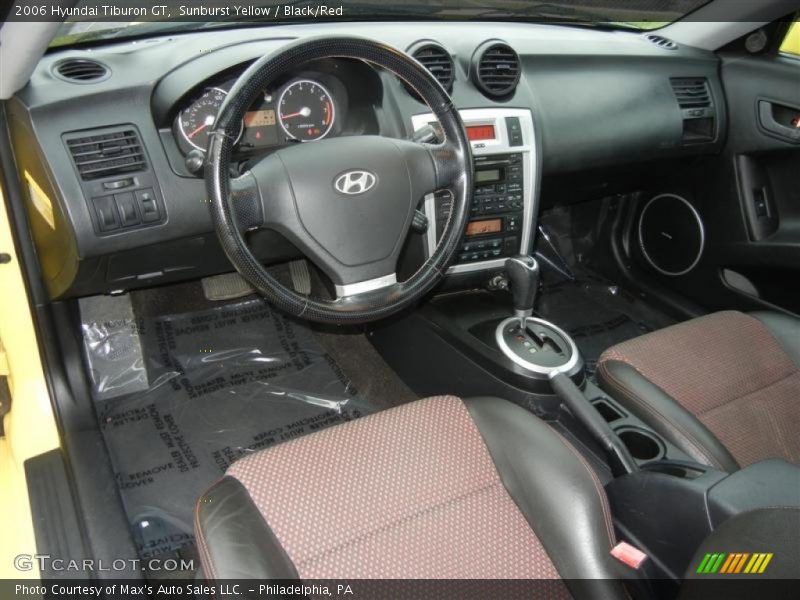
[[79, 294, 150, 401], [535, 277, 670, 377], [81, 297, 383, 559]]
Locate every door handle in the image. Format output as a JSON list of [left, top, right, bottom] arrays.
[[758, 100, 800, 143]]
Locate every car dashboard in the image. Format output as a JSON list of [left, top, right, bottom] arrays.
[[7, 21, 726, 299]]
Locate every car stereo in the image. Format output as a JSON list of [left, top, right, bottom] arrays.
[[411, 108, 538, 275]]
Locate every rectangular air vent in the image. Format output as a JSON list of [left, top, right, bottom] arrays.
[[670, 78, 715, 144], [670, 78, 712, 109], [66, 129, 146, 180]]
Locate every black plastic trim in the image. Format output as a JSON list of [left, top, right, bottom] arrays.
[[24, 450, 90, 579]]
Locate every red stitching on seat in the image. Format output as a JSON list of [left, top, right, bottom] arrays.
[[553, 431, 617, 548]]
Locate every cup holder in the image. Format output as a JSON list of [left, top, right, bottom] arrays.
[[616, 427, 664, 462]]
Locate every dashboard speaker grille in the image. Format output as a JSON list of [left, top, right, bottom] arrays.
[[411, 44, 454, 92], [474, 43, 520, 98], [66, 129, 147, 180], [638, 194, 705, 277], [670, 78, 712, 109], [53, 58, 110, 82]]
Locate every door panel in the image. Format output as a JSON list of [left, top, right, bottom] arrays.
[[703, 52, 800, 313]]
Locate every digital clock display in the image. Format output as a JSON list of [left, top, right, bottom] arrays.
[[466, 125, 496, 141]]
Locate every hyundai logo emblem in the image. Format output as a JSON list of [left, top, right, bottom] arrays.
[[334, 170, 377, 195]]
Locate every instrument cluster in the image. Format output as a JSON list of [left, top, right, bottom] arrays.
[[173, 73, 345, 155]]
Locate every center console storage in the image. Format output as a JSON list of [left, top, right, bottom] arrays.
[[606, 458, 800, 583], [588, 390, 696, 466]]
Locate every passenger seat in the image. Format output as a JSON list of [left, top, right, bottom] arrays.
[[597, 311, 800, 472]]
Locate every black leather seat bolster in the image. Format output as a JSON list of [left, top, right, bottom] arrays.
[[751, 311, 800, 366], [464, 397, 628, 600], [195, 476, 299, 579], [596, 360, 739, 474]]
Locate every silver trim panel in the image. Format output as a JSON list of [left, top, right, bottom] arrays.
[[411, 107, 540, 275], [334, 272, 397, 297], [495, 316, 580, 376]]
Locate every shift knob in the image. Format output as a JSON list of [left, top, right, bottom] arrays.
[[505, 255, 540, 319]]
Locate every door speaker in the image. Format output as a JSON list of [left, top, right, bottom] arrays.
[[638, 193, 704, 276]]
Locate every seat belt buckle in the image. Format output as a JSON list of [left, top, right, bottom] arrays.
[[611, 541, 648, 569]]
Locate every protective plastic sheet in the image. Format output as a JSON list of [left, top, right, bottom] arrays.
[[79, 294, 150, 401], [81, 298, 376, 558]]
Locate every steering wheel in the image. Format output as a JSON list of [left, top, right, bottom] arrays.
[[206, 37, 472, 324]]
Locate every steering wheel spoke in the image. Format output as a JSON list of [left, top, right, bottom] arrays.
[[334, 272, 398, 299], [229, 173, 265, 233], [425, 140, 466, 192], [396, 139, 464, 197]]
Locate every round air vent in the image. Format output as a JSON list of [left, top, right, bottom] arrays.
[[638, 194, 705, 277], [645, 34, 678, 50], [53, 58, 110, 83], [409, 42, 454, 92], [472, 41, 520, 98]]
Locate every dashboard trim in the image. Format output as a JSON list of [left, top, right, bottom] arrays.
[[412, 107, 539, 275]]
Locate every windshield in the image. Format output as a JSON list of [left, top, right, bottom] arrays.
[[50, 0, 713, 47]]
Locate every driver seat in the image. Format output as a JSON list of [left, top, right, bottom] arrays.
[[195, 396, 628, 598]]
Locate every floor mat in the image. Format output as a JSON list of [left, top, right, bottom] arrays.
[[535, 274, 675, 376], [81, 297, 392, 559], [534, 204, 678, 375]]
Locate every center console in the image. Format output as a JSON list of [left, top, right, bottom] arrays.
[[371, 271, 800, 587], [411, 108, 539, 275], [369, 114, 800, 582]]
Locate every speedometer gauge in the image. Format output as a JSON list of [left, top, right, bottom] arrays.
[[277, 80, 335, 142], [178, 88, 243, 151]]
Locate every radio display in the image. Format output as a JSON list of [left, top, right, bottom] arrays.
[[475, 168, 502, 184], [466, 218, 503, 237], [466, 125, 496, 141]]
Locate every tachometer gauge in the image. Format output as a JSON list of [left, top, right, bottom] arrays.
[[277, 80, 335, 142], [178, 88, 243, 151]]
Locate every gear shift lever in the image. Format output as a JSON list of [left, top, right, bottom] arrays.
[[505, 255, 540, 325], [501, 255, 636, 475]]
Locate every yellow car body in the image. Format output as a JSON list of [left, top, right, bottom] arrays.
[[781, 21, 800, 55], [0, 188, 59, 579]]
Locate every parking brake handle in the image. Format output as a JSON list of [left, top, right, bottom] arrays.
[[550, 371, 639, 476]]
